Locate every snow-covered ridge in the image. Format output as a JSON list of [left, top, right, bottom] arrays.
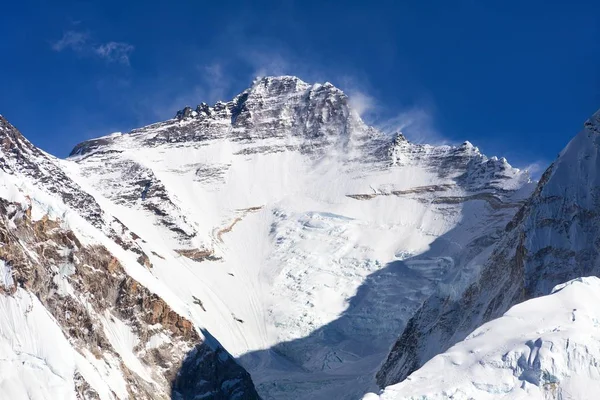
[[369, 276, 600, 400]]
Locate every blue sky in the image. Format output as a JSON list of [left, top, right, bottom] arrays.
[[1, 0, 598, 174]]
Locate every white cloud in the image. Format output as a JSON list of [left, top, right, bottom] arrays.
[[51, 30, 134, 65], [94, 42, 134, 65], [336, 77, 446, 145], [51, 31, 88, 52]]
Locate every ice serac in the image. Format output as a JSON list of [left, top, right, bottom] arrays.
[[62, 76, 533, 399], [376, 108, 600, 389], [370, 277, 600, 400], [0, 117, 261, 399]]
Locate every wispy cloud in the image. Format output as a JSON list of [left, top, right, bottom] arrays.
[[375, 106, 447, 145], [201, 62, 230, 103], [347, 90, 376, 118], [244, 51, 291, 78], [94, 42, 134, 65], [336, 77, 446, 145], [51, 31, 88, 52], [521, 161, 547, 180], [51, 30, 134, 65]]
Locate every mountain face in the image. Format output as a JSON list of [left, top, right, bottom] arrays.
[[10, 74, 597, 400], [375, 109, 600, 393], [60, 76, 534, 398]]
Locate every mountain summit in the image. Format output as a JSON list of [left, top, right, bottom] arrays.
[[71, 76, 377, 159]]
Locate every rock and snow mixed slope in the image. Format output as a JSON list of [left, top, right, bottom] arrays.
[[0, 116, 260, 399], [8, 75, 596, 400], [376, 109, 600, 393], [59, 76, 533, 399], [368, 277, 600, 400]]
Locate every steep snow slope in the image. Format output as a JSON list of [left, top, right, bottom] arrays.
[[0, 116, 261, 399], [0, 288, 80, 400], [368, 277, 600, 400], [376, 108, 600, 389], [64, 76, 533, 399]]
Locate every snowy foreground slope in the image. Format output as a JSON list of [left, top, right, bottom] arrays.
[[367, 277, 600, 400], [7, 75, 599, 399]]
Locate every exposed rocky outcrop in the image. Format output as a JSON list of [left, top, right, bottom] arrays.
[[175, 248, 220, 262]]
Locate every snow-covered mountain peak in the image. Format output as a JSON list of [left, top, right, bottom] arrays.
[[247, 75, 312, 96], [71, 75, 375, 159], [68, 76, 528, 189], [48, 78, 534, 399], [173, 76, 315, 122]]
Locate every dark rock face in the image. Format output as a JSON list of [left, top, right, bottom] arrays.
[[176, 107, 194, 120], [376, 109, 600, 388], [70, 137, 117, 157], [172, 343, 261, 400]]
